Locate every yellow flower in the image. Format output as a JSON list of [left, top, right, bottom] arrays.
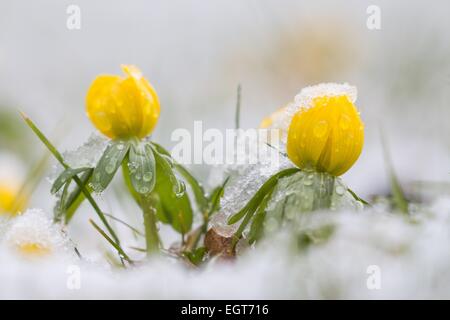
[[5, 209, 66, 258], [17, 243, 51, 257], [287, 87, 364, 176], [86, 65, 160, 140], [0, 182, 26, 215], [259, 105, 289, 144]]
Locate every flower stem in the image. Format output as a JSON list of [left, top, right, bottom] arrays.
[[140, 194, 160, 255]]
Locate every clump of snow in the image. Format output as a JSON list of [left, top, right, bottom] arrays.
[[263, 83, 358, 145], [1, 208, 70, 257], [62, 132, 108, 169], [295, 82, 357, 108], [48, 132, 108, 183]]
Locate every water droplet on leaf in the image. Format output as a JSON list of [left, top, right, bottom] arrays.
[[335, 185, 345, 196], [143, 172, 153, 182], [105, 163, 115, 174]]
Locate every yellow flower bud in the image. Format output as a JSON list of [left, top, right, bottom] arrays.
[[287, 87, 364, 176], [86, 65, 160, 140]]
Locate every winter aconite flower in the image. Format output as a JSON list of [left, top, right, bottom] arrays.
[[0, 184, 17, 214], [4, 209, 67, 258], [0, 182, 26, 215], [287, 83, 363, 176], [86, 65, 160, 140]]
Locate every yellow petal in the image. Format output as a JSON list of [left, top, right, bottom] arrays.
[[17, 242, 51, 257], [287, 95, 364, 176], [86, 66, 160, 140], [0, 183, 26, 215], [0, 184, 16, 214]]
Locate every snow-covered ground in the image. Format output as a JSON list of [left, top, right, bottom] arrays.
[[1, 197, 450, 299]]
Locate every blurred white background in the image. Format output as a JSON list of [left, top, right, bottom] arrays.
[[1, 0, 449, 203]]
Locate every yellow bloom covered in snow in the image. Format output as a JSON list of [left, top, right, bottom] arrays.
[[86, 65, 160, 140], [287, 84, 364, 176], [5, 209, 66, 258]]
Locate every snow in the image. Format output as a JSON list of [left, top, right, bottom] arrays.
[[62, 133, 109, 169], [1, 209, 70, 257], [1, 197, 450, 299]]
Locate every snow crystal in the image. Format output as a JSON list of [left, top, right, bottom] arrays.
[[2, 208, 69, 256], [48, 132, 108, 183], [262, 83, 358, 145], [211, 133, 293, 234], [62, 132, 108, 169]]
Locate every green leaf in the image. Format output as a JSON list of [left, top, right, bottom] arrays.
[[176, 165, 207, 213], [228, 167, 300, 225], [248, 189, 273, 244], [128, 143, 156, 195], [208, 176, 230, 216], [89, 219, 133, 264], [153, 193, 169, 224], [55, 181, 71, 222], [184, 247, 206, 266], [150, 142, 207, 212], [297, 224, 335, 250], [152, 147, 193, 234], [64, 168, 93, 222], [91, 141, 130, 193], [121, 157, 141, 205], [51, 167, 91, 194]]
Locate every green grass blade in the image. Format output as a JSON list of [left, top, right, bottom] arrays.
[[89, 219, 133, 264], [21, 112, 66, 166], [235, 84, 241, 130], [380, 130, 409, 214], [347, 188, 370, 206]]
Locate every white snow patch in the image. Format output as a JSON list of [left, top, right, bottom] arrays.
[[1, 197, 449, 299]]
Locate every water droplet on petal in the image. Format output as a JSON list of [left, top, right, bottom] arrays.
[[339, 114, 351, 130], [313, 120, 328, 138]]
